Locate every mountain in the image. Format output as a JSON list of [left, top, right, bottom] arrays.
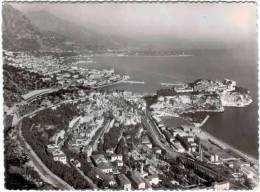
[[2, 4, 124, 52], [26, 10, 124, 50], [2, 4, 42, 51], [2, 4, 76, 52]]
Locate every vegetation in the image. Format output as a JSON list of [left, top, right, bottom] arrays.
[[143, 95, 158, 109], [103, 126, 122, 152], [21, 117, 89, 189], [4, 65, 57, 94], [3, 64, 58, 107]]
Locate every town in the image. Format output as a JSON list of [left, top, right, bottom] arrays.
[[5, 51, 129, 95], [4, 51, 259, 190]]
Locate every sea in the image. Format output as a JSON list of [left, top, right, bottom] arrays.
[[80, 49, 258, 159]]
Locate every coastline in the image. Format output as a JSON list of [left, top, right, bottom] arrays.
[[101, 76, 257, 163], [94, 54, 194, 58], [93, 78, 145, 89], [198, 128, 258, 166], [157, 111, 257, 166]]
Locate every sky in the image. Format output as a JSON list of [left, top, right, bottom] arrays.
[[11, 2, 257, 50]]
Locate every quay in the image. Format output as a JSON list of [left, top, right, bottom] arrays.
[[122, 80, 145, 84], [161, 82, 185, 87]]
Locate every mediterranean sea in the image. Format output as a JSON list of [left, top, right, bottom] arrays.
[[81, 49, 258, 158]]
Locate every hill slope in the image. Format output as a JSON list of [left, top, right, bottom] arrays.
[[2, 4, 42, 51], [2, 4, 122, 52], [26, 10, 122, 50]]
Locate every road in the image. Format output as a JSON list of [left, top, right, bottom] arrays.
[[115, 97, 180, 159], [13, 96, 98, 189], [7, 78, 126, 189], [17, 121, 74, 190], [12, 87, 80, 190], [118, 99, 251, 188], [91, 119, 113, 152], [23, 87, 61, 103], [144, 110, 250, 189], [11, 83, 257, 190], [142, 111, 180, 159]]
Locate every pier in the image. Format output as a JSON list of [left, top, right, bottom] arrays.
[[161, 82, 185, 87], [122, 80, 145, 84], [195, 115, 210, 127]]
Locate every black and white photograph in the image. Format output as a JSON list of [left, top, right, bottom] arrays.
[[2, 0, 259, 190]]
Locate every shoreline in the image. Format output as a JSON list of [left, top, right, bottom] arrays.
[[93, 78, 146, 89], [198, 128, 258, 166], [152, 110, 258, 166], [94, 54, 194, 58]]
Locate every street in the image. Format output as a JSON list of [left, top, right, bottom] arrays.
[[17, 121, 74, 190]]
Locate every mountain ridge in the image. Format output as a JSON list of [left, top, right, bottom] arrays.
[[26, 10, 124, 50], [2, 4, 124, 52]]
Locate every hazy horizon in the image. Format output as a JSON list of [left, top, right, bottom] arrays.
[[9, 2, 257, 50]]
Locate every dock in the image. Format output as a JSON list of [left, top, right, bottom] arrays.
[[195, 115, 210, 127], [161, 82, 185, 87], [122, 80, 145, 84]]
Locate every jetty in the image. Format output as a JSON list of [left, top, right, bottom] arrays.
[[195, 115, 210, 127], [161, 82, 185, 87], [122, 80, 145, 84]]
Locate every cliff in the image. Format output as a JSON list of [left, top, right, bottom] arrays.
[[221, 87, 253, 107]]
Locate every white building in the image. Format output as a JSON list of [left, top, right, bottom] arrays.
[[52, 149, 67, 164], [110, 154, 123, 162], [213, 181, 230, 190], [98, 162, 113, 174], [172, 141, 185, 153], [147, 174, 160, 185]]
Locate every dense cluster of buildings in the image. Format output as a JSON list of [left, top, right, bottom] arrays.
[[6, 52, 128, 89], [150, 113, 259, 189], [39, 85, 258, 190], [150, 79, 253, 117], [5, 50, 257, 190], [192, 79, 236, 93], [87, 151, 162, 190], [169, 79, 236, 94], [45, 91, 146, 163], [151, 93, 224, 116]]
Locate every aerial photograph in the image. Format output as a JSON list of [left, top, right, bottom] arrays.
[[2, 1, 259, 190]]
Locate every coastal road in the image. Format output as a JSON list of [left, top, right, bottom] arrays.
[[23, 87, 61, 102]]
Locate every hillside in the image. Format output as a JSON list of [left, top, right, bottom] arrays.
[[2, 4, 121, 52], [26, 10, 122, 50], [2, 4, 42, 51]]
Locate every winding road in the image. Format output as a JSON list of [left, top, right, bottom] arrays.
[[13, 88, 75, 190], [17, 121, 74, 190]]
